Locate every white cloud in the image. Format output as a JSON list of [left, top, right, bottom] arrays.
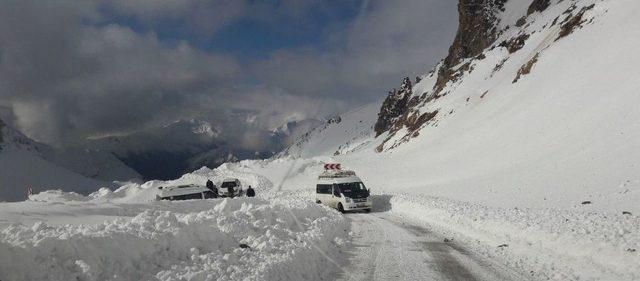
[[251, 0, 458, 108]]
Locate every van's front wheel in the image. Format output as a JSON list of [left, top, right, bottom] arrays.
[[337, 203, 345, 213]]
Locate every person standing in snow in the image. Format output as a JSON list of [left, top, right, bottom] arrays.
[[246, 185, 255, 197], [228, 185, 235, 198], [206, 179, 218, 198]]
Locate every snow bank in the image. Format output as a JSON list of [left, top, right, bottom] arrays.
[[0, 198, 348, 281], [29, 189, 90, 202], [387, 194, 640, 281]]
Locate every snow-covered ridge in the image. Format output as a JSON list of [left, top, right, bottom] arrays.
[[280, 102, 379, 159], [0, 119, 139, 182], [0, 120, 140, 202]]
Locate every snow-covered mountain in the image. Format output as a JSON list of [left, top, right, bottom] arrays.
[[2, 1, 639, 280], [0, 118, 139, 201], [85, 117, 321, 180], [281, 0, 640, 211]]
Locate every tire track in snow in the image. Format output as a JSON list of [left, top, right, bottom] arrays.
[[338, 212, 525, 281]]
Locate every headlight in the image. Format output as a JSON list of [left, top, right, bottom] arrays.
[[345, 197, 353, 203]]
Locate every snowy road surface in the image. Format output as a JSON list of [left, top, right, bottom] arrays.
[[337, 212, 524, 281]]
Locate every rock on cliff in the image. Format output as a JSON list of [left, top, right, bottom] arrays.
[[374, 77, 413, 137]]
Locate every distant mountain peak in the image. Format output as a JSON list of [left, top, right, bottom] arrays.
[[190, 120, 220, 138]]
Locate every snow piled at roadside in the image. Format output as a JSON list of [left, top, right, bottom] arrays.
[[387, 194, 640, 281], [217, 158, 640, 281], [28, 189, 90, 202], [0, 197, 348, 281]]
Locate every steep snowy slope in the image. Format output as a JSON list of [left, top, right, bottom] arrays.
[[280, 103, 379, 158], [283, 0, 640, 211], [0, 147, 114, 202], [0, 118, 139, 182], [0, 120, 128, 201]]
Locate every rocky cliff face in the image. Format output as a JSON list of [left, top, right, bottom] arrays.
[[527, 0, 550, 15], [444, 0, 506, 69], [373, 77, 413, 137], [374, 0, 507, 148], [434, 0, 507, 95]]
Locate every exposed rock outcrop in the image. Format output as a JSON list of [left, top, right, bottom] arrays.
[[434, 0, 507, 96], [374, 77, 413, 137], [444, 0, 507, 70], [527, 0, 551, 16], [327, 116, 342, 125], [499, 33, 530, 53], [557, 4, 595, 40], [513, 53, 540, 83]]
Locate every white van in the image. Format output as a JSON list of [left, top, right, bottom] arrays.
[[158, 184, 217, 201], [315, 169, 372, 213], [219, 178, 243, 197]]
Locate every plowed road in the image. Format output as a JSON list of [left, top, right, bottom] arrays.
[[336, 213, 526, 281]]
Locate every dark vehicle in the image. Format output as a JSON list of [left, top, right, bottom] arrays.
[[220, 178, 243, 197]]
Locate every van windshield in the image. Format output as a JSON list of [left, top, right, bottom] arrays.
[[336, 182, 369, 197], [221, 181, 237, 188]]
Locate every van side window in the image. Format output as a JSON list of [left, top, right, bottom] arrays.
[[316, 184, 331, 194]]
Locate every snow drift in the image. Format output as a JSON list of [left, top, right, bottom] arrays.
[[0, 198, 348, 281]]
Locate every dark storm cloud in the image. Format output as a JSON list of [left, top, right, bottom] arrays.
[[106, 0, 249, 36], [104, 0, 335, 39], [0, 0, 241, 143], [0, 0, 457, 146]]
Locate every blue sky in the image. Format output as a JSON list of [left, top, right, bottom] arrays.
[[100, 1, 364, 59], [205, 3, 362, 59]]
